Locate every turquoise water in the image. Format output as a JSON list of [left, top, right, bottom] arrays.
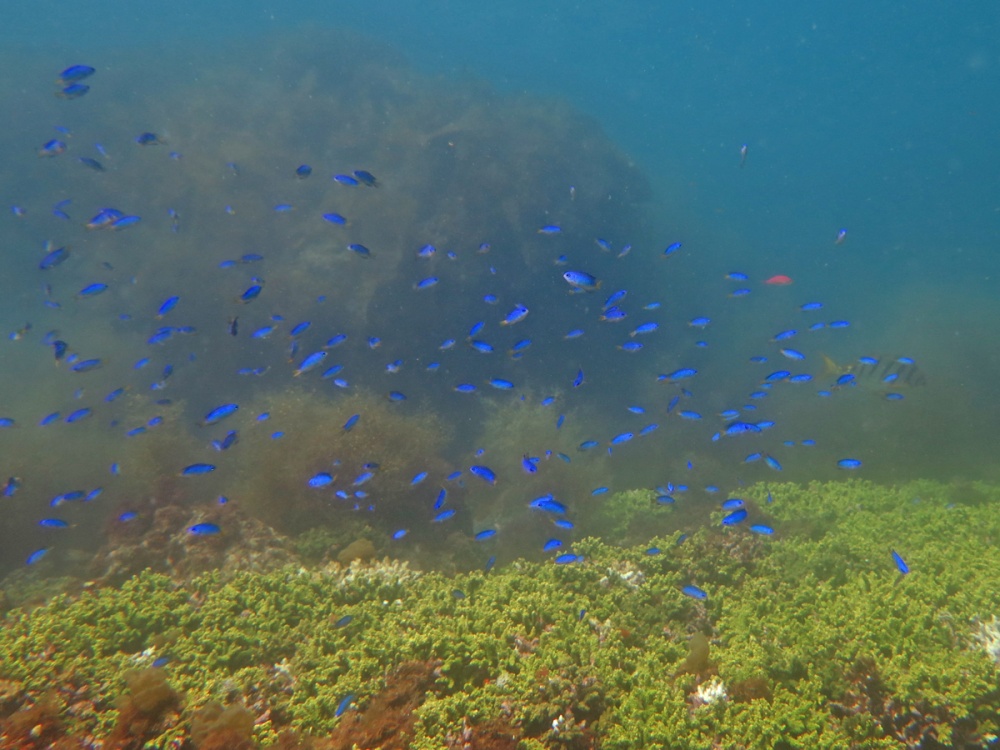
[[1, 2, 999, 577]]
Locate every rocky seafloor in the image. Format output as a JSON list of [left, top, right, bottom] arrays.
[[1, 479, 999, 749]]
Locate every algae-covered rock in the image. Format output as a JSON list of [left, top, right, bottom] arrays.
[[1, 479, 998, 748]]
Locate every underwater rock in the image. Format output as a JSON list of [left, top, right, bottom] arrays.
[[0, 692, 85, 750], [971, 615, 1000, 665], [190, 701, 256, 750], [324, 660, 441, 750], [89, 500, 298, 585], [105, 668, 181, 749], [336, 538, 376, 565]]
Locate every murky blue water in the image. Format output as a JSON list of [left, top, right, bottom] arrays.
[[1, 2, 999, 576]]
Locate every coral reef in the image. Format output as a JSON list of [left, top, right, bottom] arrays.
[[1, 479, 999, 749]]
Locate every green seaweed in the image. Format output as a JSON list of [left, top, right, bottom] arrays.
[[1, 479, 998, 748]]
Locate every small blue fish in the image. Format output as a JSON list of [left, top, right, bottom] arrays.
[[212, 430, 239, 451], [335, 694, 355, 718], [294, 350, 327, 377], [530, 495, 566, 514], [750, 524, 774, 535], [110, 215, 141, 230], [38, 139, 66, 157], [509, 339, 532, 356], [521, 454, 537, 474], [156, 296, 179, 318], [181, 464, 216, 476], [415, 276, 439, 290], [891, 549, 909, 575], [600, 307, 627, 323], [203, 403, 238, 425], [501, 304, 529, 326], [334, 614, 353, 628], [488, 378, 514, 390], [543, 539, 563, 552], [26, 548, 50, 565], [724, 422, 760, 437], [660, 368, 697, 382], [469, 340, 494, 354], [562, 270, 601, 291], [663, 242, 682, 257], [39, 518, 70, 529], [343, 414, 360, 431], [39, 246, 70, 270], [289, 321, 311, 337], [780, 348, 805, 361], [78, 282, 108, 297], [71, 359, 102, 373], [322, 212, 347, 225], [554, 553, 580, 564], [470, 465, 497, 485], [354, 170, 378, 186], [347, 243, 371, 258], [630, 322, 658, 337], [722, 508, 748, 526], [681, 584, 707, 600], [475, 529, 497, 540], [837, 458, 862, 470], [188, 523, 221, 535], [764, 455, 783, 471], [58, 64, 96, 84], [309, 472, 334, 488], [240, 283, 264, 303], [432, 508, 456, 522]]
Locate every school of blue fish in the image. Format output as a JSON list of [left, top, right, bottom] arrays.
[[1, 62, 922, 597]]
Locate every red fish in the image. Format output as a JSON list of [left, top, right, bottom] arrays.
[[764, 274, 793, 285]]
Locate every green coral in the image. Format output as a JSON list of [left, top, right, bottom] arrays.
[[1, 479, 999, 748]]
